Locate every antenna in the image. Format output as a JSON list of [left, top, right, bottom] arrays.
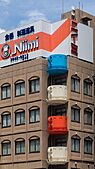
[[79, 1, 80, 10], [79, 1, 80, 18], [82, 3, 83, 16], [82, 3, 83, 11], [62, 0, 64, 18]]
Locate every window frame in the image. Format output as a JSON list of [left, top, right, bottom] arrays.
[[15, 109, 25, 126], [2, 140, 11, 156], [29, 77, 40, 94], [84, 108, 92, 125], [29, 137, 40, 153], [15, 139, 25, 155], [29, 107, 40, 124], [71, 135, 80, 153], [84, 137, 93, 154], [84, 78, 93, 96], [71, 105, 80, 123], [71, 75, 80, 93], [1, 112, 11, 128], [15, 80, 25, 97], [1, 83, 11, 100]]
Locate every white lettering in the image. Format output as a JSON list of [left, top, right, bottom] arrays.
[[12, 36, 39, 55]]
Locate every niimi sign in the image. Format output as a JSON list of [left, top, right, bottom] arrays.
[[0, 25, 39, 64], [1, 36, 39, 59], [0, 19, 93, 67]]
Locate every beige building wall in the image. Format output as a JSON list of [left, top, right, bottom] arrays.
[[0, 55, 94, 169]]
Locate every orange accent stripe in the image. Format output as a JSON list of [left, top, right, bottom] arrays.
[[51, 18, 71, 50], [0, 19, 71, 60]]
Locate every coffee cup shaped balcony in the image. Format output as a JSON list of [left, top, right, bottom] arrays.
[[48, 116, 68, 134], [48, 146, 68, 164], [47, 85, 67, 104], [48, 54, 68, 75]]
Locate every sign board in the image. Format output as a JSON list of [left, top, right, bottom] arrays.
[[0, 19, 93, 67]]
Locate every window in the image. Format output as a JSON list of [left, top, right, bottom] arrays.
[[55, 137, 66, 146], [15, 109, 25, 125], [15, 80, 25, 96], [29, 137, 40, 153], [2, 140, 11, 156], [84, 108, 92, 125], [71, 105, 80, 123], [29, 77, 40, 94], [48, 105, 66, 117], [1, 83, 11, 99], [15, 139, 25, 154], [2, 112, 11, 128], [84, 78, 92, 96], [84, 137, 93, 154], [52, 75, 66, 85], [71, 75, 80, 93], [71, 135, 80, 152], [29, 107, 40, 123]]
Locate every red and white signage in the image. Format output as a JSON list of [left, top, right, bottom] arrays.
[[0, 18, 93, 67]]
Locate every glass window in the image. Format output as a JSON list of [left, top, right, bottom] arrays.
[[15, 139, 25, 154], [15, 81, 25, 96], [84, 108, 92, 125], [84, 79, 92, 96], [29, 107, 40, 123], [71, 105, 80, 123], [48, 105, 66, 116], [71, 75, 80, 93], [29, 137, 40, 153], [2, 113, 11, 128], [52, 75, 66, 85], [71, 135, 80, 152], [2, 141, 11, 156], [55, 137, 66, 146], [15, 110, 25, 125], [84, 137, 92, 154], [1, 84, 11, 99], [29, 77, 40, 94]]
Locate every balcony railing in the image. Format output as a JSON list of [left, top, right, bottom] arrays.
[[48, 146, 68, 164], [47, 85, 67, 104], [48, 116, 68, 134]]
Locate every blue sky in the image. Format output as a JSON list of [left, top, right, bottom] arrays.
[[0, 0, 95, 33]]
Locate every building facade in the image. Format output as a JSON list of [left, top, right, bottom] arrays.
[[0, 9, 95, 169]]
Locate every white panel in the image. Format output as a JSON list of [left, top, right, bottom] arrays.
[[78, 23, 93, 62], [0, 19, 68, 44], [0, 49, 50, 68], [0, 19, 70, 68], [52, 34, 71, 55], [51, 19, 66, 34], [0, 20, 51, 43]]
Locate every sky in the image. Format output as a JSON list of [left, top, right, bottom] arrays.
[[0, 0, 95, 33]]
